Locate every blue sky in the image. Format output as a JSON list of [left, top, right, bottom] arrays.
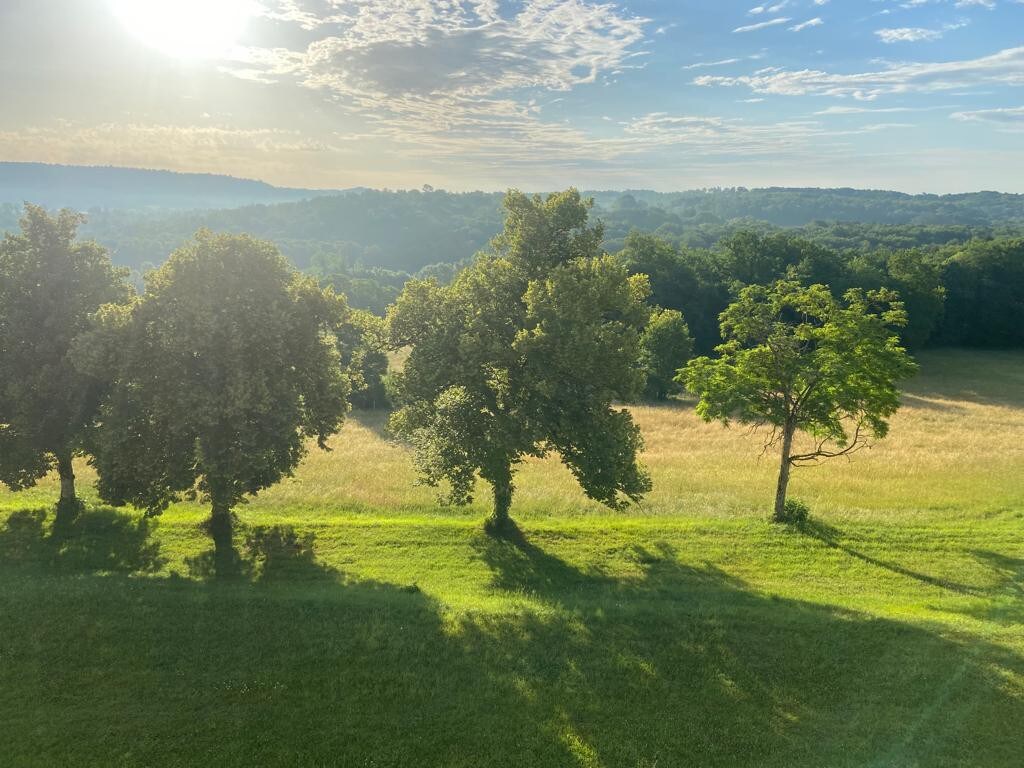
[[0, 0, 1022, 191]]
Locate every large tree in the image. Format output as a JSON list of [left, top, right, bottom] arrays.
[[681, 281, 917, 522], [78, 231, 350, 571], [0, 205, 131, 519], [388, 189, 652, 529]]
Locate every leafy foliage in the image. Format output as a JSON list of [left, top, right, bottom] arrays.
[[779, 498, 810, 526], [77, 231, 350, 565], [388, 190, 652, 525], [0, 205, 131, 506], [638, 307, 693, 400], [938, 238, 1024, 348], [682, 281, 918, 520], [5, 186, 1020, 352], [338, 309, 390, 409]]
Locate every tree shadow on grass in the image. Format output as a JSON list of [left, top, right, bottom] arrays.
[[905, 351, 1024, 410], [2, 511, 1023, 767], [183, 524, 349, 584], [458, 536, 1024, 768], [899, 393, 969, 415], [472, 520, 616, 600], [947, 550, 1024, 627], [348, 407, 395, 440], [0, 506, 164, 573], [797, 518, 983, 596]]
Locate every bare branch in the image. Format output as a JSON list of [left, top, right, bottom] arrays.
[[788, 423, 869, 465]]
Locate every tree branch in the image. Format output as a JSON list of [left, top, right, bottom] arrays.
[[788, 424, 869, 465]]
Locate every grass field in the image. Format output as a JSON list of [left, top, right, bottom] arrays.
[[1, 350, 1022, 767]]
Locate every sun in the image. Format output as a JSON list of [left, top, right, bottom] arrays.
[[109, 0, 256, 60]]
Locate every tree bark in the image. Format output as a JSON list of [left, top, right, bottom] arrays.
[[208, 503, 235, 577], [772, 424, 795, 523], [54, 450, 80, 531], [488, 463, 514, 531], [56, 451, 76, 506]]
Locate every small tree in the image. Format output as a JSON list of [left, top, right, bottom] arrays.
[[78, 231, 350, 572], [639, 307, 693, 400], [388, 190, 652, 530], [337, 309, 390, 409], [681, 281, 917, 522], [0, 205, 131, 521]]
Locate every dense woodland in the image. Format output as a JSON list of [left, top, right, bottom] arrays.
[[2, 187, 1022, 356]]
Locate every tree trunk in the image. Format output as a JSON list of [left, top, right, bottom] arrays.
[[56, 451, 76, 505], [208, 503, 235, 577], [772, 425, 795, 523], [53, 450, 80, 531], [487, 463, 514, 532]]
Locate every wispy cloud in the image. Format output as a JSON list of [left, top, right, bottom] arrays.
[[682, 58, 742, 70], [875, 27, 945, 43], [951, 105, 1024, 123], [694, 46, 1024, 100], [733, 17, 790, 33], [0, 121, 336, 175], [875, 19, 968, 44], [790, 17, 824, 32]]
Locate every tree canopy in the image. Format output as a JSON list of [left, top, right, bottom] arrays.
[[388, 189, 652, 528], [638, 307, 693, 401], [0, 205, 131, 519], [78, 230, 350, 571], [681, 281, 917, 522]]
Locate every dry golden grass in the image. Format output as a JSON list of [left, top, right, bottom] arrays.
[[3, 349, 1022, 524]]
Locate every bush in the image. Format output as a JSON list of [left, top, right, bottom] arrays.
[[778, 498, 810, 525]]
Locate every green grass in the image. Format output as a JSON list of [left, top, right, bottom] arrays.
[[1, 350, 1023, 767]]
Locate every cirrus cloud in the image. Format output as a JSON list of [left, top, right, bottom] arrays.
[[693, 46, 1024, 100]]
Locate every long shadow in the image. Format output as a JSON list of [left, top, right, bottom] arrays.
[[348, 407, 395, 440], [949, 550, 1024, 627], [797, 518, 983, 596], [472, 521, 615, 600], [2, 510, 1023, 766], [458, 536, 1024, 768], [185, 525, 349, 583], [2, 509, 535, 766], [904, 351, 1024, 410], [0, 506, 164, 573], [899, 393, 969, 415]]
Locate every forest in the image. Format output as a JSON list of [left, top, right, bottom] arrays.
[[3, 186, 1020, 352]]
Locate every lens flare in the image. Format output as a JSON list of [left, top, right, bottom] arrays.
[[109, 0, 256, 60]]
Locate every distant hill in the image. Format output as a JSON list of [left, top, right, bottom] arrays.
[[2, 169, 1023, 274], [0, 162, 346, 210]]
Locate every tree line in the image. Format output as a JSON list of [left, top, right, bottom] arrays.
[[1, 192, 921, 574], [11, 189, 1019, 353], [619, 229, 1024, 355], [8, 187, 1020, 298]]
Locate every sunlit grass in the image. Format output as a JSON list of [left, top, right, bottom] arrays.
[[9, 349, 1017, 524], [1, 350, 1022, 766]]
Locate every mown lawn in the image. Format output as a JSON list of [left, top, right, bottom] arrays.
[[1, 350, 1022, 767]]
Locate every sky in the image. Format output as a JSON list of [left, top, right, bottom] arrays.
[[0, 0, 1022, 192]]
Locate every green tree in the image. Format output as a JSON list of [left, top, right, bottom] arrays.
[[938, 239, 1024, 347], [78, 231, 350, 572], [617, 231, 729, 354], [681, 281, 917, 522], [0, 205, 131, 521], [639, 307, 693, 400], [338, 308, 390, 409], [388, 190, 652, 530]]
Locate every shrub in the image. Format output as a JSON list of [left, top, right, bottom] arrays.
[[779, 498, 810, 526]]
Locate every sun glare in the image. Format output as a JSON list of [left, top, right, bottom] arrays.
[[109, 0, 255, 60]]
